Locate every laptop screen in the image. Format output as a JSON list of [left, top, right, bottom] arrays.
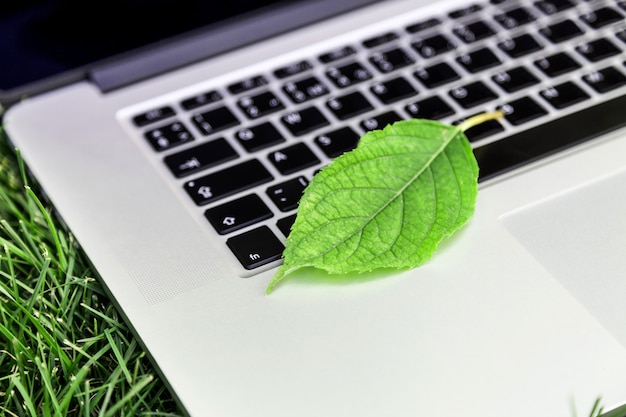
[[1, 0, 378, 105]]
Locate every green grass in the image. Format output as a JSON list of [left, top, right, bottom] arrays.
[[0, 126, 183, 416]]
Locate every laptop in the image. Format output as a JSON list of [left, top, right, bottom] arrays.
[[4, 0, 626, 415]]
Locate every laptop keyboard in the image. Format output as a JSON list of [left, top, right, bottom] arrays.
[[128, 0, 626, 274]]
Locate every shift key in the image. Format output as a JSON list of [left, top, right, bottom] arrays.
[[184, 159, 273, 205]]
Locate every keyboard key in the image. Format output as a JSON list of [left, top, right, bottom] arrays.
[[283, 77, 329, 103], [268, 143, 320, 175], [205, 194, 273, 235], [235, 122, 285, 152], [456, 47, 501, 73], [164, 138, 239, 178], [475, 94, 626, 181], [617, 28, 626, 44], [449, 4, 483, 19], [181, 90, 223, 111], [361, 111, 404, 132], [497, 34, 543, 58], [580, 7, 624, 29], [494, 7, 537, 29], [237, 91, 284, 119], [453, 20, 496, 43], [534, 52, 581, 77], [326, 62, 372, 88], [133, 106, 176, 127], [369, 48, 415, 73], [534, 0, 576, 15], [363, 32, 400, 48], [406, 17, 442, 34], [405, 96, 456, 120], [370, 77, 417, 104], [227, 75, 268, 95], [326, 92, 373, 120], [456, 116, 504, 142], [414, 62, 460, 88], [499, 96, 548, 125], [226, 226, 284, 270], [449, 81, 499, 109], [145, 121, 194, 151], [492, 67, 540, 93], [582, 67, 626, 93], [277, 214, 297, 237], [281, 107, 329, 136], [314, 127, 361, 158], [412, 34, 457, 58], [267, 176, 309, 212], [575, 38, 622, 62], [539, 81, 590, 109], [184, 159, 273, 205], [540, 19, 584, 43], [274, 60, 313, 79], [318, 45, 357, 63], [191, 106, 240, 136]]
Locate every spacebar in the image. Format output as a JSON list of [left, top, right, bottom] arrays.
[[474, 94, 626, 182]]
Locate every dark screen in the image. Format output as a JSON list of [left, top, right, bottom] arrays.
[[0, 0, 290, 91]]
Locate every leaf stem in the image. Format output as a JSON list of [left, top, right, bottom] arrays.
[[457, 111, 505, 133]]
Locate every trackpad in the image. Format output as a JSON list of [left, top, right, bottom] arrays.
[[501, 169, 626, 347]]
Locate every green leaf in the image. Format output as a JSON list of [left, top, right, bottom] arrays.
[[266, 113, 500, 293]]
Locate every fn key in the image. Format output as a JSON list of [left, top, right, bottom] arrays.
[[227, 226, 284, 270]]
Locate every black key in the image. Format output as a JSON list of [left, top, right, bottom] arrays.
[[405, 96, 456, 120], [226, 226, 284, 270], [133, 106, 175, 127], [361, 111, 403, 132], [145, 121, 194, 151], [540, 19, 584, 43], [456, 116, 504, 142], [497, 34, 543, 58], [534, 52, 581, 77], [164, 138, 238, 178], [183, 159, 273, 205], [580, 7, 624, 29], [235, 122, 285, 153], [575, 38, 622, 62], [314, 127, 361, 158], [412, 34, 457, 58], [191, 106, 240, 136], [237, 91, 284, 119], [326, 92, 373, 120], [406, 18, 442, 34], [274, 61, 313, 79], [582, 67, 626, 93], [319, 46, 357, 63], [449, 81, 499, 109], [267, 176, 309, 212], [475, 94, 626, 181], [449, 4, 483, 19], [326, 62, 372, 88], [414, 62, 460, 88], [277, 214, 297, 237], [181, 90, 222, 111], [453, 20, 496, 43], [534, 0, 576, 15], [205, 194, 273, 235], [492, 67, 540, 93], [369, 48, 415, 73], [268, 143, 321, 175], [456, 47, 501, 73], [363, 32, 399, 48], [227, 75, 268, 95], [283, 77, 329, 104], [281, 107, 329, 136], [617, 29, 626, 44], [494, 7, 537, 29], [370, 77, 417, 104], [539, 81, 590, 109], [499, 96, 548, 125]]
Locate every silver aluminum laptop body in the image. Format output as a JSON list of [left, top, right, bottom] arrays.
[[4, 0, 626, 415]]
